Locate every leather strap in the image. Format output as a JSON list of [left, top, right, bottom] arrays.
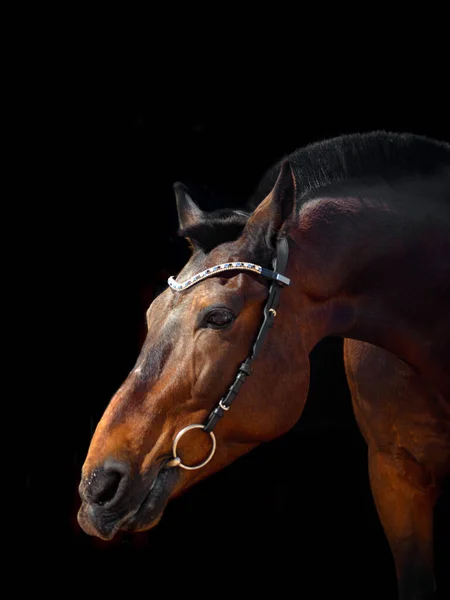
[[204, 237, 290, 433]]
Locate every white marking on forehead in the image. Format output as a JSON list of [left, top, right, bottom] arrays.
[[132, 353, 148, 375]]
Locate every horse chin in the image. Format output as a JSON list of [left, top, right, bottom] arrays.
[[121, 467, 178, 534]]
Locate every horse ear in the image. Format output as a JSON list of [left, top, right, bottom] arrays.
[[243, 160, 295, 248], [173, 182, 204, 230]]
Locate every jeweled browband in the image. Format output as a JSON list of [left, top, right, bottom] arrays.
[[168, 261, 290, 291]]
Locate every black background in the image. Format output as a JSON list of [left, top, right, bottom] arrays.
[[20, 28, 449, 599]]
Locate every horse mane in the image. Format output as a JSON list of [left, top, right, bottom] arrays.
[[249, 131, 450, 207], [180, 132, 450, 254]]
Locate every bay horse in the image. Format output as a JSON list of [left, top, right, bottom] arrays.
[[78, 132, 450, 599]]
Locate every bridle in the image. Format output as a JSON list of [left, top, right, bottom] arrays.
[[166, 237, 290, 470]]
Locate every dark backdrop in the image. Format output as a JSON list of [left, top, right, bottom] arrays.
[[21, 39, 450, 599]]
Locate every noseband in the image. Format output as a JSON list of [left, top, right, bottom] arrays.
[[166, 237, 290, 470]]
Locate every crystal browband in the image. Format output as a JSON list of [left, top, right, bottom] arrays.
[[168, 261, 290, 291]]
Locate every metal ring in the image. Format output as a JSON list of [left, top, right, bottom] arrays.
[[219, 398, 230, 411], [170, 424, 216, 471], [269, 308, 277, 317]]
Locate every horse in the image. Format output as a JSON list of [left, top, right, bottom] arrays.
[[78, 132, 450, 599]]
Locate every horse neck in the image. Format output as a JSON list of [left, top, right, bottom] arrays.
[[287, 179, 450, 387]]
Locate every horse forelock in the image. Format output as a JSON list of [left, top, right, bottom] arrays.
[[178, 208, 251, 253]]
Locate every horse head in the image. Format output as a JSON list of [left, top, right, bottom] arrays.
[[78, 162, 310, 540]]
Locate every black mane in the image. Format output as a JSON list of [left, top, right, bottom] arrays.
[[181, 132, 450, 254], [249, 131, 450, 207]]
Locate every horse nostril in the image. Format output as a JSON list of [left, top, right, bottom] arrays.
[[91, 470, 121, 505], [84, 459, 130, 508]]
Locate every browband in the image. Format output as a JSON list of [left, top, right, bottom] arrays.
[[168, 261, 290, 291]]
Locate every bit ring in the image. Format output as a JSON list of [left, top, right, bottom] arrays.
[[168, 424, 216, 470]]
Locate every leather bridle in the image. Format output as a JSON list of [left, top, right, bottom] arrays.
[[166, 237, 290, 470]]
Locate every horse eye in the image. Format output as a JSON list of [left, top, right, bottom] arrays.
[[205, 309, 235, 329]]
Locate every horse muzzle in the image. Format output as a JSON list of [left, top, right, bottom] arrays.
[[77, 458, 178, 540]]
